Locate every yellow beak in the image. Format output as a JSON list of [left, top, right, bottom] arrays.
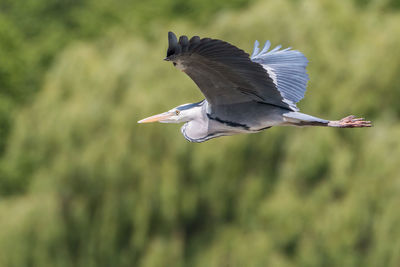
[[137, 112, 173, 123]]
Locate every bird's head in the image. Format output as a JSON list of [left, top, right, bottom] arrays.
[[138, 101, 204, 124]]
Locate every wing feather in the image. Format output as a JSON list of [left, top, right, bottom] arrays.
[[165, 32, 293, 110], [251, 40, 309, 109]]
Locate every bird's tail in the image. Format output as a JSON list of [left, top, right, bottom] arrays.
[[283, 112, 371, 128]]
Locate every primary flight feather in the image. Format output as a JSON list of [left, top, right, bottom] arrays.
[[138, 32, 371, 142]]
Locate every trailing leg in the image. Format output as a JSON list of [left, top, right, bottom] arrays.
[[327, 115, 371, 128], [283, 112, 371, 128]]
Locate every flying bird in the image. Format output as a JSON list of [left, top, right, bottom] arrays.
[[138, 32, 371, 142]]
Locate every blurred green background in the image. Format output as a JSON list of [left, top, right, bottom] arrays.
[[1, 0, 400, 266]]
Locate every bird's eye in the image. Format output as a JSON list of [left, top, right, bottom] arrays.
[[175, 110, 180, 115]]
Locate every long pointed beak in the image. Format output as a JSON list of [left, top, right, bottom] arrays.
[[138, 112, 173, 123]]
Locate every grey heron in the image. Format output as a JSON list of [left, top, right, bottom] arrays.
[[138, 32, 371, 142]]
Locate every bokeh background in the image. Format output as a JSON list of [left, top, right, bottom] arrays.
[[1, 0, 400, 266]]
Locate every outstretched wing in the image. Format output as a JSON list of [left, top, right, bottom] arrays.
[[165, 32, 293, 111], [251, 40, 309, 110]]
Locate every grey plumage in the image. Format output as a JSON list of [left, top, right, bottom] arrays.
[[251, 40, 309, 109], [138, 32, 371, 142], [166, 33, 287, 108]]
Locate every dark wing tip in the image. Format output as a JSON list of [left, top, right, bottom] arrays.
[[167, 31, 178, 58], [168, 31, 177, 39], [179, 35, 189, 52], [166, 32, 203, 60]]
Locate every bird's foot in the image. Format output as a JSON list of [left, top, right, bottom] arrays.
[[328, 115, 372, 128]]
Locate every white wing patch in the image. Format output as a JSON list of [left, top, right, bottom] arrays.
[[174, 59, 187, 71], [264, 65, 277, 85], [251, 40, 309, 111]]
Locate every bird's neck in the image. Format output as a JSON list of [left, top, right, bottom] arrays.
[[180, 102, 211, 142]]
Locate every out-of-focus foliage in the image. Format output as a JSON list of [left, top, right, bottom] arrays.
[[1, 0, 400, 266], [0, 0, 252, 155]]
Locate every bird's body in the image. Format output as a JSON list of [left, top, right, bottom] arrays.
[[178, 100, 330, 142], [139, 32, 371, 142]]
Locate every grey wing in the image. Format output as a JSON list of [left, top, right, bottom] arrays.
[[251, 40, 309, 111], [165, 32, 293, 111]]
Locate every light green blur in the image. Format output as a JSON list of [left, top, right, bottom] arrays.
[[1, 0, 400, 266]]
